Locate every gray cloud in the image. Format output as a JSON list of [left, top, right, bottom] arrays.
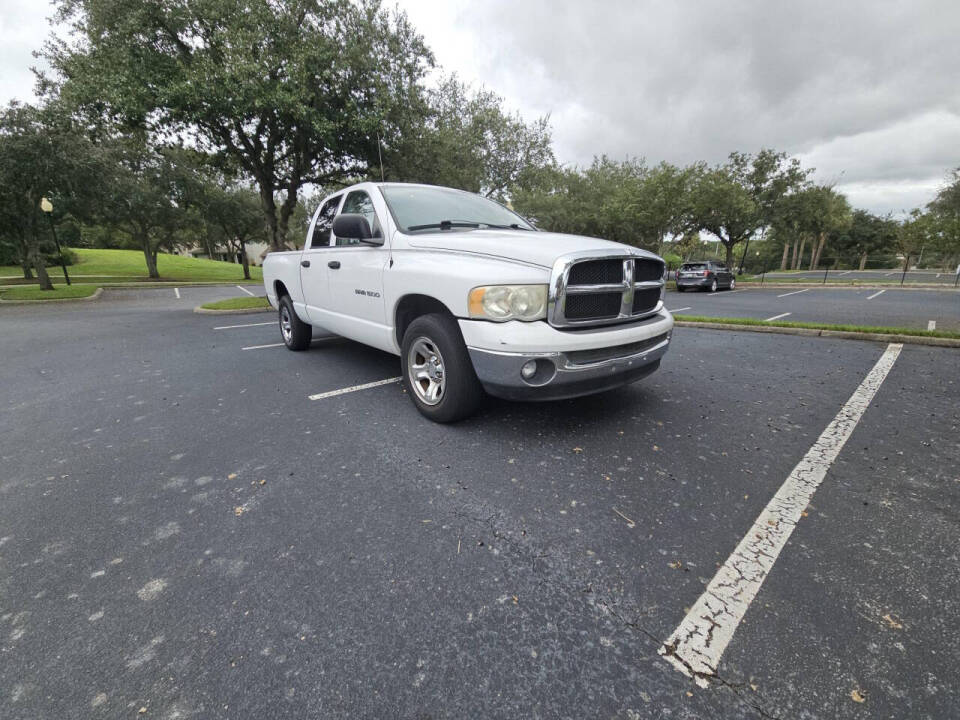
[[405, 0, 960, 213]]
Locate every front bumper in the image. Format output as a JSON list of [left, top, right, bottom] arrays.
[[462, 310, 673, 401]]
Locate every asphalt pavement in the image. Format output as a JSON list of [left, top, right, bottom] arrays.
[[1, 288, 958, 719], [754, 269, 960, 285], [667, 286, 960, 331]]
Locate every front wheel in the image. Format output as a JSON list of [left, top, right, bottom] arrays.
[[676, 286, 685, 293], [709, 279, 718, 293], [279, 295, 312, 351], [401, 313, 483, 423], [729, 278, 736, 290]]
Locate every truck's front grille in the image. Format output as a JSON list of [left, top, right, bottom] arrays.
[[566, 292, 623, 320], [550, 254, 665, 328], [568, 259, 623, 285]]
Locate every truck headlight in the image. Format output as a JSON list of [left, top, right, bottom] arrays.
[[468, 285, 547, 322]]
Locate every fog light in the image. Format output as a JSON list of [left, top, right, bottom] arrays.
[[521, 360, 537, 379]]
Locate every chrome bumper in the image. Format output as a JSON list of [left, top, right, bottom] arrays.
[[467, 331, 671, 401]]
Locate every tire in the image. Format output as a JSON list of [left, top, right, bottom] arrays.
[[729, 278, 736, 290], [709, 279, 718, 293], [401, 313, 483, 423], [676, 286, 685, 293], [279, 295, 312, 351]]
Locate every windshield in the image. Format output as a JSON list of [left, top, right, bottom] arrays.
[[380, 185, 534, 233]]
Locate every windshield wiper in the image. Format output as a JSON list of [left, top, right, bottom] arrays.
[[407, 221, 480, 231], [406, 220, 532, 232]]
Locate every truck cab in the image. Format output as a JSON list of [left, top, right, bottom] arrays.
[[263, 182, 674, 422]]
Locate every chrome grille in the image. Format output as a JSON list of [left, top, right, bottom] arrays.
[[549, 252, 665, 328]]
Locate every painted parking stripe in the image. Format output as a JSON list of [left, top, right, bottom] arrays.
[[885, 271, 897, 276], [174, 287, 180, 299], [214, 321, 275, 330], [309, 376, 402, 401], [659, 343, 903, 688], [777, 288, 809, 298], [838, 270, 852, 276], [668, 306, 691, 313], [764, 312, 791, 322], [237, 285, 257, 297], [867, 289, 886, 300], [928, 320, 936, 331], [242, 342, 285, 351]]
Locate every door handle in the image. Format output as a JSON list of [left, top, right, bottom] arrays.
[[300, 260, 310, 268], [328, 261, 341, 269]]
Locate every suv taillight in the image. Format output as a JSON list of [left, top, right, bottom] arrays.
[[703, 269, 709, 277]]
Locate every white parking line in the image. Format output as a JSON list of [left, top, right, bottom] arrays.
[[214, 321, 275, 330], [838, 270, 852, 276], [241, 342, 285, 351], [928, 320, 936, 331], [764, 312, 792, 322], [776, 288, 808, 298], [174, 287, 180, 299], [668, 306, 691, 313], [885, 271, 896, 276], [659, 343, 903, 687], [308, 376, 402, 401], [237, 285, 256, 297], [867, 289, 886, 300]]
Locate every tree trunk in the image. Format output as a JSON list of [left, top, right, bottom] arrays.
[[859, 252, 867, 271], [138, 230, 160, 279], [794, 237, 806, 269], [810, 233, 823, 270], [240, 241, 250, 280], [724, 242, 735, 268], [780, 242, 790, 271], [18, 236, 34, 279], [816, 232, 827, 269], [28, 229, 53, 291], [259, 185, 283, 251]]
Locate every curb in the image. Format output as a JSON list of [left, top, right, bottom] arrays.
[[674, 320, 960, 348], [193, 305, 273, 315], [0, 287, 104, 305]]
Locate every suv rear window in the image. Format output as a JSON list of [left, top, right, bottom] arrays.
[[681, 263, 706, 271]]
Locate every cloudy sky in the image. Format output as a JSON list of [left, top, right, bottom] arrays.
[[2, 0, 958, 214]]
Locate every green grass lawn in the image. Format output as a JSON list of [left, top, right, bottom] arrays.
[[674, 314, 960, 340], [0, 284, 100, 301], [0, 248, 262, 283], [200, 296, 271, 311]]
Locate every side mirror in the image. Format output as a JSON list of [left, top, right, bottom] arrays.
[[332, 214, 383, 246]]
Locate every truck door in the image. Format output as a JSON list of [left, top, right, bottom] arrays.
[[322, 189, 393, 350], [300, 193, 343, 327]]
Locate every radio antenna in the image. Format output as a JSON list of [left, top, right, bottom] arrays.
[[376, 131, 385, 182]]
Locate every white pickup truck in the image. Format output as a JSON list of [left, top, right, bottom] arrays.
[[262, 182, 674, 422]]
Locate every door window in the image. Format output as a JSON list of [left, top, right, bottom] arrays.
[[337, 191, 383, 246], [309, 195, 342, 248]]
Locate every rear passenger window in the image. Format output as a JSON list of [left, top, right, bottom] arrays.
[[309, 195, 342, 248]]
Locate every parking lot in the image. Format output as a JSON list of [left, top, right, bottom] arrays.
[[668, 286, 960, 331], [755, 269, 960, 285], [2, 287, 959, 719]]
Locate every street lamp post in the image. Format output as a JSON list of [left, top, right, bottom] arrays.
[[40, 197, 70, 286]]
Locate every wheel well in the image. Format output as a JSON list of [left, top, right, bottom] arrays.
[[274, 280, 290, 299], [394, 294, 454, 346]]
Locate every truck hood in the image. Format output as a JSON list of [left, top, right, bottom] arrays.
[[403, 229, 659, 269]]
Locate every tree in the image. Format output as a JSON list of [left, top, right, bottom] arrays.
[[92, 137, 191, 278], [927, 168, 960, 269], [897, 210, 936, 271], [199, 186, 265, 280], [383, 75, 554, 200], [0, 101, 97, 289], [831, 210, 897, 270], [48, 0, 433, 251], [689, 164, 759, 267], [800, 186, 851, 270]]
